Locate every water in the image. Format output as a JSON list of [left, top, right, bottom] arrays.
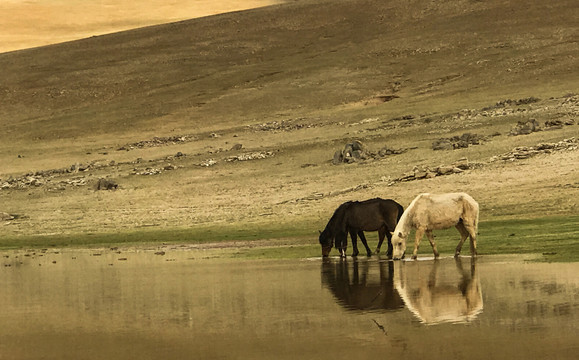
[[1, 249, 577, 359]]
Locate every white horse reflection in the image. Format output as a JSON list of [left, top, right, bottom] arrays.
[[394, 258, 483, 324]]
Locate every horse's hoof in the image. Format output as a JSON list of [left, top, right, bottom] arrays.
[[411, 255, 418, 260]]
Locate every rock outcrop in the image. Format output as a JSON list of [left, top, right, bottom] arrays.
[[392, 158, 473, 184], [490, 138, 578, 161]]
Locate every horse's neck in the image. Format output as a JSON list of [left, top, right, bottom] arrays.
[[329, 206, 348, 233], [396, 204, 415, 234]]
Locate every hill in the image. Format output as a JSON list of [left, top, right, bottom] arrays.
[[0, 0, 577, 247]]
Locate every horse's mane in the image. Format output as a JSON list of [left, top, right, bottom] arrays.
[[325, 201, 353, 233], [394, 194, 426, 234]]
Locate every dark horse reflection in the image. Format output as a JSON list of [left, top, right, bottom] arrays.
[[321, 259, 404, 312], [393, 258, 483, 324]]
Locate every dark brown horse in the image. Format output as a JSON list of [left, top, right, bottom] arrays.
[[319, 198, 404, 258]]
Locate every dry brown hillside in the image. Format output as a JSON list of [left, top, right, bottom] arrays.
[[0, 0, 577, 240]]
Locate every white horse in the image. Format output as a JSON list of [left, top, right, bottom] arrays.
[[391, 193, 479, 260]]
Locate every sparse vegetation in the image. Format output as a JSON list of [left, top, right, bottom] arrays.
[[0, 0, 577, 260]]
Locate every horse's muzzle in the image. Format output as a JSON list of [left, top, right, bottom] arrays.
[[321, 245, 332, 257]]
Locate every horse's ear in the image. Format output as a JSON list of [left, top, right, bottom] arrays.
[[390, 231, 395, 236], [319, 230, 322, 235]]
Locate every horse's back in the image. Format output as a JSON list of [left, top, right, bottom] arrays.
[[344, 198, 403, 230], [410, 192, 478, 229], [362, 198, 404, 218], [414, 193, 478, 209]]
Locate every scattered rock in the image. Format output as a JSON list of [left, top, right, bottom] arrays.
[[230, 144, 243, 151], [118, 135, 192, 151], [490, 138, 578, 162], [133, 167, 164, 175], [432, 133, 489, 150], [453, 157, 470, 170], [1, 212, 15, 221], [248, 119, 314, 132], [509, 119, 540, 136], [198, 159, 217, 167], [390, 158, 472, 184], [377, 146, 408, 156], [332, 141, 408, 164], [96, 178, 118, 190], [226, 151, 274, 162], [493, 97, 540, 108], [280, 183, 373, 204], [544, 119, 575, 130]]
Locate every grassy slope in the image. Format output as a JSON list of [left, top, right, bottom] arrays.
[[0, 0, 578, 258]]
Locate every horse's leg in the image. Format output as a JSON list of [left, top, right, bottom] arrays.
[[376, 226, 392, 257], [411, 227, 425, 260], [358, 231, 372, 257], [349, 229, 359, 257], [455, 223, 470, 257], [376, 227, 385, 254], [425, 230, 439, 258], [336, 232, 347, 257], [386, 230, 393, 258], [386, 213, 398, 258]]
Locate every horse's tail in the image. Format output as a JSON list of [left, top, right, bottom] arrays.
[[462, 194, 479, 233], [474, 202, 480, 233]]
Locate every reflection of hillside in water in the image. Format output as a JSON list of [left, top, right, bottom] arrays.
[[393, 258, 483, 325], [321, 259, 404, 312]]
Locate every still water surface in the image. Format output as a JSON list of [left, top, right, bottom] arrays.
[[1, 249, 577, 359]]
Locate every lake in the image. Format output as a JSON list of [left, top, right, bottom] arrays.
[[1, 249, 577, 359]]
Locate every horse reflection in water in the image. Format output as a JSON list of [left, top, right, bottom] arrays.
[[321, 259, 404, 312], [393, 258, 483, 324]]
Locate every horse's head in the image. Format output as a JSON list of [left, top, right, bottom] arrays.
[[319, 229, 333, 257], [391, 231, 407, 260]]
